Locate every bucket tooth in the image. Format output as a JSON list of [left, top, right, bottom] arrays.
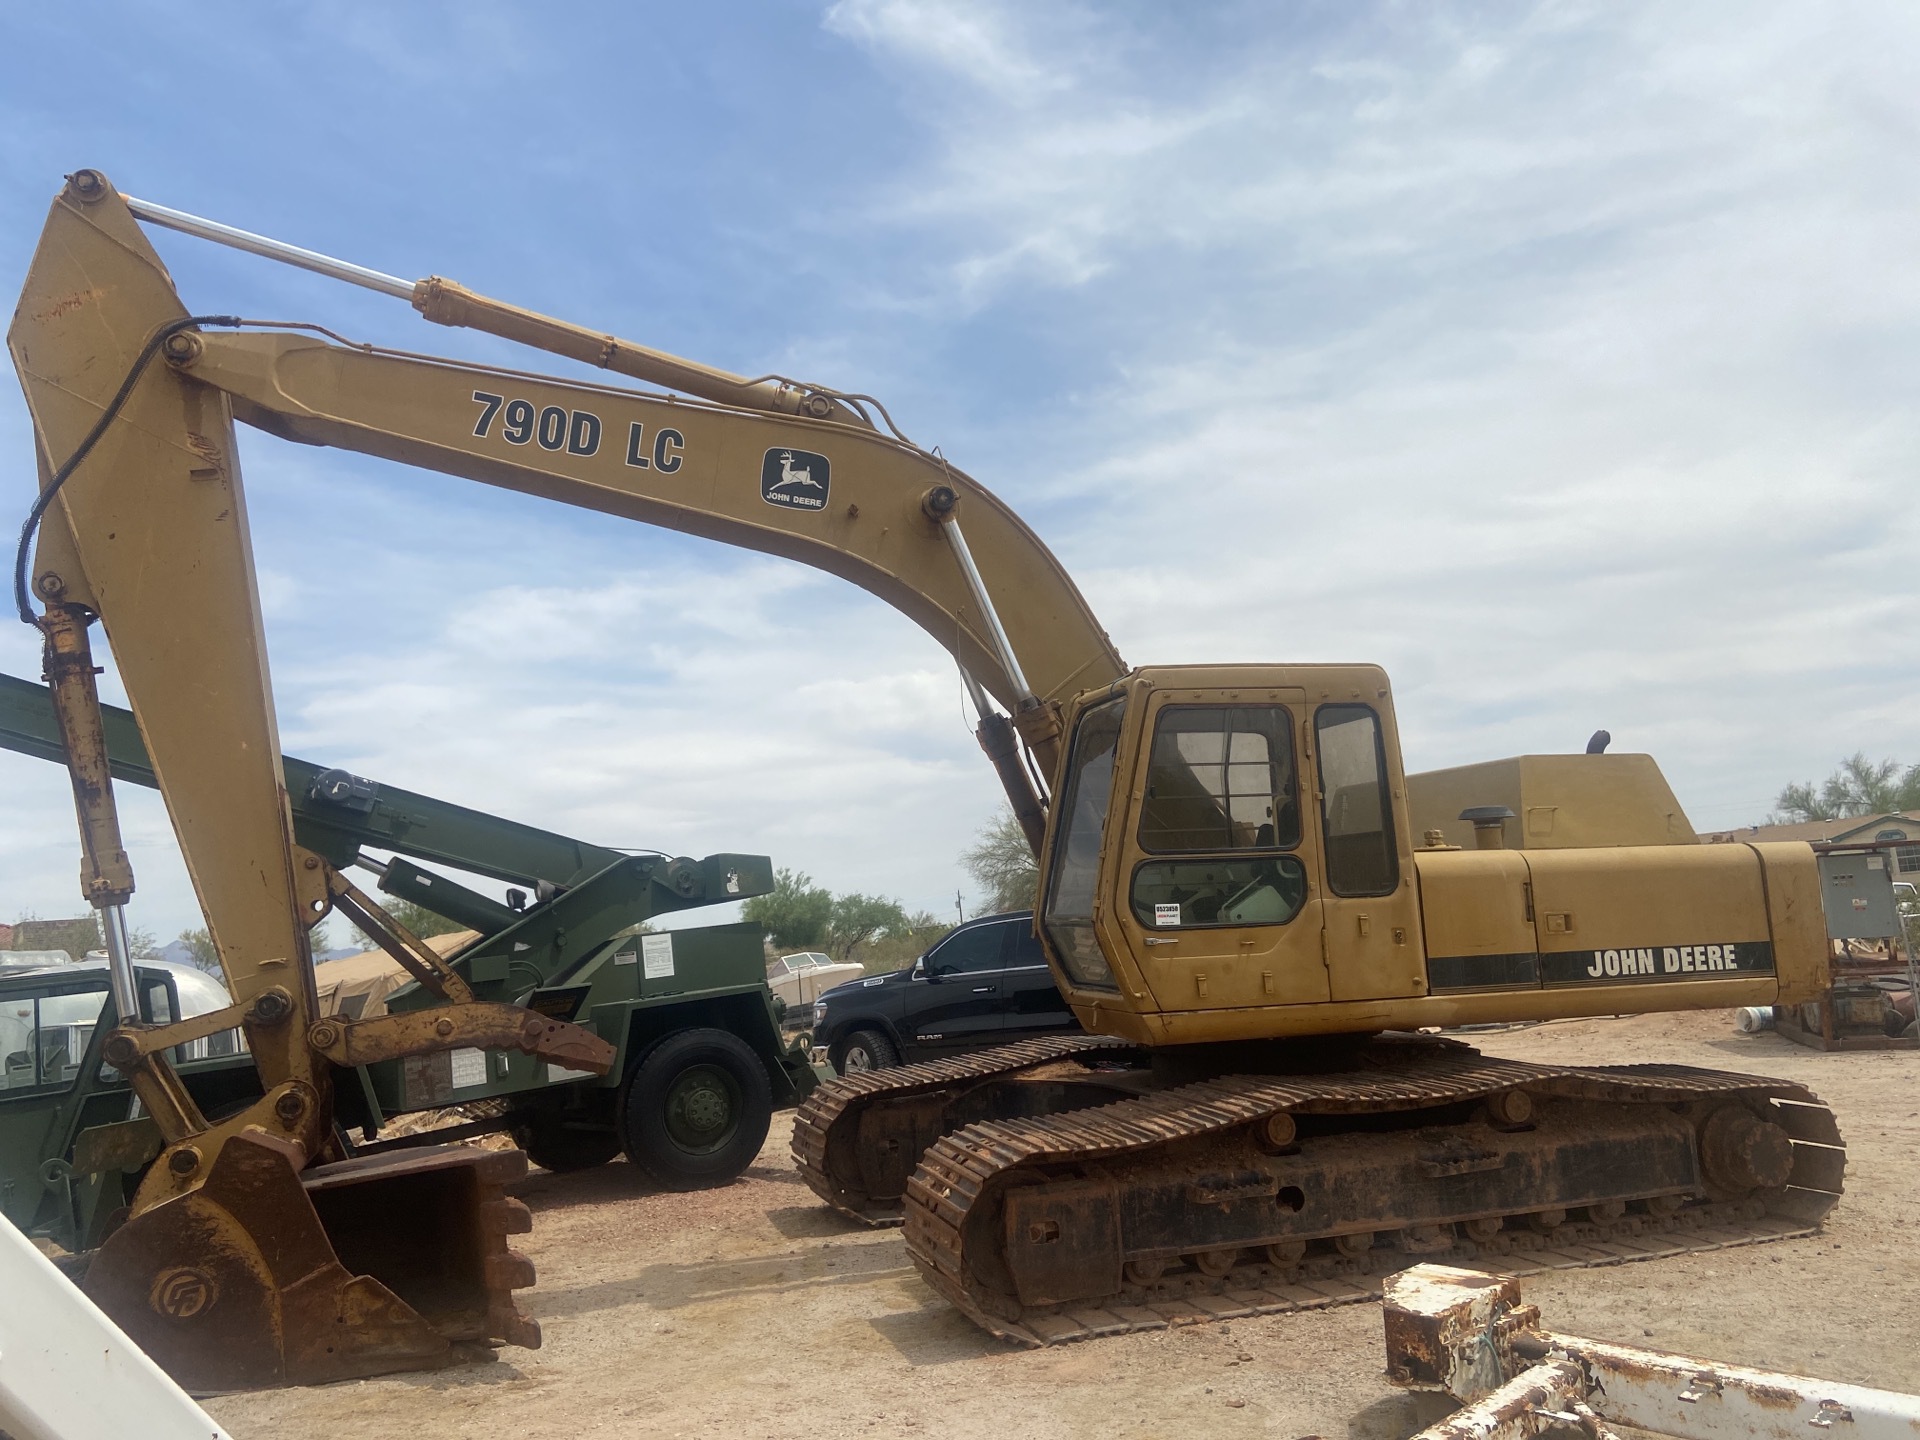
[[486, 1252, 537, 1290], [82, 1134, 544, 1391], [481, 1196, 535, 1236], [490, 1303, 544, 1351]]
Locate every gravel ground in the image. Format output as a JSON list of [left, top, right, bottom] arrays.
[[205, 1010, 1920, 1440]]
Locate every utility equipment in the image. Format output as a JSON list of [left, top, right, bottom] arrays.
[[1382, 1263, 1920, 1440], [0, 667, 814, 1197], [8, 173, 1845, 1368]]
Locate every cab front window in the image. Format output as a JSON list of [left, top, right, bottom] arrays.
[[1138, 705, 1297, 852], [1043, 696, 1127, 990], [1131, 703, 1307, 930]]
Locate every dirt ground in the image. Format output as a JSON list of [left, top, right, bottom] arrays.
[[205, 1012, 1920, 1440]]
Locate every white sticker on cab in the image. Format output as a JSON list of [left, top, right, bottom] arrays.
[[1154, 903, 1182, 927]]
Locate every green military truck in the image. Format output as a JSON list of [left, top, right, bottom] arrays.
[[0, 672, 814, 1255]]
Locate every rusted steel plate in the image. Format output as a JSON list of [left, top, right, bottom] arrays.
[[1771, 1099, 1844, 1144], [1788, 1143, 1847, 1194]]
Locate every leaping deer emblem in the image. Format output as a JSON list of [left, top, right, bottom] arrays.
[[770, 451, 822, 493]]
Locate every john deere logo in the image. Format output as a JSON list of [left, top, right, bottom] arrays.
[[761, 448, 829, 510]]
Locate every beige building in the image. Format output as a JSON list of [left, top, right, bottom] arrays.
[[1703, 810, 1920, 885]]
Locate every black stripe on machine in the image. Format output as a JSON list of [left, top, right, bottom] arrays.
[[1429, 941, 1775, 992], [1427, 952, 1540, 992]]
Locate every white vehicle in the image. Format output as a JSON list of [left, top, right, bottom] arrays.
[[765, 951, 864, 1019], [1, 1216, 231, 1440]]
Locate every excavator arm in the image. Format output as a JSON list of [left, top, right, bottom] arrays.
[[7, 171, 1121, 1388], [7, 176, 643, 1389]]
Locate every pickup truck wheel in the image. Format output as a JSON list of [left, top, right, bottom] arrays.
[[834, 1028, 899, 1074], [513, 1117, 622, 1173], [619, 1028, 773, 1190]]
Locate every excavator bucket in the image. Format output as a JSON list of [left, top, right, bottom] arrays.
[[83, 1134, 539, 1392]]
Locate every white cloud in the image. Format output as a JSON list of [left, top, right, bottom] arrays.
[[823, 0, 1077, 103], [818, 0, 1920, 831]]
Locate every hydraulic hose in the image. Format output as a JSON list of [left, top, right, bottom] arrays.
[[13, 314, 241, 624]]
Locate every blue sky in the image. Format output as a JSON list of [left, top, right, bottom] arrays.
[[2, 2, 1917, 945]]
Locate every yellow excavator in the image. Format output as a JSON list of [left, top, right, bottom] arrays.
[[10, 171, 1843, 1371]]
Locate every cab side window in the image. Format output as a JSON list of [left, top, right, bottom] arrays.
[[1314, 703, 1399, 897], [0, 998, 38, 1091], [926, 922, 1009, 976], [1, 986, 108, 1094]]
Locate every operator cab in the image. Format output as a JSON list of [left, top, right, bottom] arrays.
[[1038, 664, 1423, 1045]]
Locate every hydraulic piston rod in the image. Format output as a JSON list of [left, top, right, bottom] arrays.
[[939, 515, 1036, 706], [123, 192, 416, 299], [114, 179, 863, 424]]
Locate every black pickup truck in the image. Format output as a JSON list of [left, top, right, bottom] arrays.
[[811, 910, 1083, 1073]]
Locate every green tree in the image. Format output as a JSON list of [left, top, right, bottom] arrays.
[[742, 868, 834, 949], [1773, 780, 1838, 823], [378, 900, 467, 941], [962, 808, 1039, 913], [338, 900, 468, 950], [175, 927, 221, 974], [1773, 754, 1920, 823], [826, 892, 911, 962], [852, 911, 951, 975]]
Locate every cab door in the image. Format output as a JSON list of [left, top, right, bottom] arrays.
[[1311, 700, 1425, 1002], [1113, 689, 1331, 1012]]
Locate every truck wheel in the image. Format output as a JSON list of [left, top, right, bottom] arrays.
[[513, 1117, 622, 1173], [619, 1028, 773, 1190], [834, 1028, 899, 1074]]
